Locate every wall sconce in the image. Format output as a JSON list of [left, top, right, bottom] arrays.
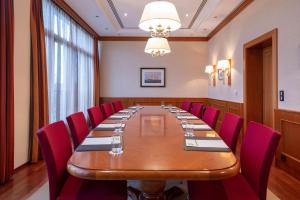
[[205, 65, 216, 86], [217, 59, 231, 86]]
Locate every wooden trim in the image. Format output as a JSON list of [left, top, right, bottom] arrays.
[[275, 109, 300, 180], [52, 0, 100, 38], [99, 36, 209, 42], [208, 0, 254, 39], [243, 28, 278, 129]]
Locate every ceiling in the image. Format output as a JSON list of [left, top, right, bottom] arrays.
[[65, 0, 245, 37]]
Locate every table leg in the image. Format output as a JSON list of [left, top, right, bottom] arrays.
[[127, 181, 186, 200], [139, 180, 166, 200]]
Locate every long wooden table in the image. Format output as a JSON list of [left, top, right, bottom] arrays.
[[67, 106, 239, 199]]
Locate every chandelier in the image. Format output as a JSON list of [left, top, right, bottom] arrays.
[[144, 37, 171, 57], [139, 1, 181, 38]]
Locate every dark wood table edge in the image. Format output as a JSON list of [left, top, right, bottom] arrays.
[[67, 160, 240, 181]]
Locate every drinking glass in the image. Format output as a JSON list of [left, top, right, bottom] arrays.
[[110, 129, 123, 155], [184, 122, 194, 137]]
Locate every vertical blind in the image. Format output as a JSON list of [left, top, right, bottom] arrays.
[[43, 0, 94, 123]]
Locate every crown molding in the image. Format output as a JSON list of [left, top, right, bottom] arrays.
[[207, 0, 254, 39], [99, 36, 209, 42]]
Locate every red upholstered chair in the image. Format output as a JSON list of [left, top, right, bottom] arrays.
[[112, 101, 124, 112], [101, 103, 115, 118], [219, 112, 243, 153], [202, 106, 220, 129], [188, 121, 281, 200], [66, 112, 89, 148], [181, 101, 192, 111], [38, 121, 127, 200], [87, 106, 105, 128], [190, 103, 204, 118]]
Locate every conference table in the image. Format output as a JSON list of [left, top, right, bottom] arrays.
[[67, 106, 239, 200]]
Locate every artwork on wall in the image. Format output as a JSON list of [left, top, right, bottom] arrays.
[[218, 69, 224, 80], [140, 68, 166, 87]]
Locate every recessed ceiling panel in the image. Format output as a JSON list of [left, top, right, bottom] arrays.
[[65, 0, 246, 37], [109, 0, 205, 29]]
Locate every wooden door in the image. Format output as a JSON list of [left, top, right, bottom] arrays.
[[262, 46, 274, 127]]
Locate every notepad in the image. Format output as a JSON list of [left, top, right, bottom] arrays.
[[82, 137, 113, 145], [109, 115, 130, 119], [177, 115, 198, 120], [184, 138, 230, 152], [96, 123, 125, 128], [182, 124, 212, 131], [170, 110, 187, 113], [119, 109, 136, 113]]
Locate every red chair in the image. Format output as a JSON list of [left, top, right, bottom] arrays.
[[190, 103, 204, 118], [66, 112, 89, 148], [102, 103, 115, 118], [38, 121, 127, 200], [87, 106, 105, 128], [188, 121, 281, 200], [112, 101, 124, 112], [181, 101, 192, 111], [219, 113, 243, 153], [203, 106, 220, 129]]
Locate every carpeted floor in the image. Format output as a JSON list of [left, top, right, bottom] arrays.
[[26, 180, 280, 200]]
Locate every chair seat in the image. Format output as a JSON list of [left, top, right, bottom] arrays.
[[58, 175, 127, 200], [188, 174, 259, 200]]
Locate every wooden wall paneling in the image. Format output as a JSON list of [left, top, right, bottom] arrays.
[[100, 97, 207, 108], [275, 109, 300, 180]]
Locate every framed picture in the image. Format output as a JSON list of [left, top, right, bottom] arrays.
[[140, 68, 165, 87], [218, 69, 224, 80]]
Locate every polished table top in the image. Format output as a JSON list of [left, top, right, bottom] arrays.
[[67, 106, 239, 180]]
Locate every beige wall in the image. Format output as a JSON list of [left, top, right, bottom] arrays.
[[14, 0, 31, 168], [100, 41, 208, 98], [207, 0, 300, 111]]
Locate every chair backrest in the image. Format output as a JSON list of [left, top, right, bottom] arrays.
[[66, 112, 89, 148], [101, 103, 115, 118], [87, 106, 105, 128], [219, 112, 243, 153], [38, 121, 72, 200], [181, 101, 192, 111], [202, 106, 220, 129], [190, 103, 204, 118], [240, 121, 281, 200], [112, 100, 124, 112]]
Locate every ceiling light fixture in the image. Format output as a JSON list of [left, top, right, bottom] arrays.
[[139, 1, 181, 37], [145, 37, 171, 57], [124, 13, 128, 17]]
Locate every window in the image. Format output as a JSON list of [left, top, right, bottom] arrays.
[[43, 0, 94, 122]]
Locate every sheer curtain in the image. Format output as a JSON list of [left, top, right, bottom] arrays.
[[43, 0, 94, 123]]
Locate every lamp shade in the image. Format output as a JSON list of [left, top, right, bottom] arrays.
[[139, 1, 181, 33], [217, 59, 230, 70], [205, 65, 214, 74], [145, 37, 171, 56]]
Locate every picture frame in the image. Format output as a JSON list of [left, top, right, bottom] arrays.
[[140, 68, 166, 87], [218, 69, 224, 80]]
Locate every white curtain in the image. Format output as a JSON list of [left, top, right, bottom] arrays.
[[43, 0, 94, 123]]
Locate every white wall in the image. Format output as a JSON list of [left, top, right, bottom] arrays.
[[207, 0, 300, 111], [14, 0, 31, 168], [101, 41, 208, 97]]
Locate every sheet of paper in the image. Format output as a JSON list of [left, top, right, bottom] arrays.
[[97, 123, 125, 128], [182, 124, 211, 130], [177, 115, 198, 119], [171, 110, 187, 113], [185, 139, 197, 147], [110, 115, 130, 118], [119, 109, 135, 113], [195, 139, 228, 148], [82, 137, 112, 145]]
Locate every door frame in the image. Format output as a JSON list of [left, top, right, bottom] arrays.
[[243, 29, 278, 129]]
